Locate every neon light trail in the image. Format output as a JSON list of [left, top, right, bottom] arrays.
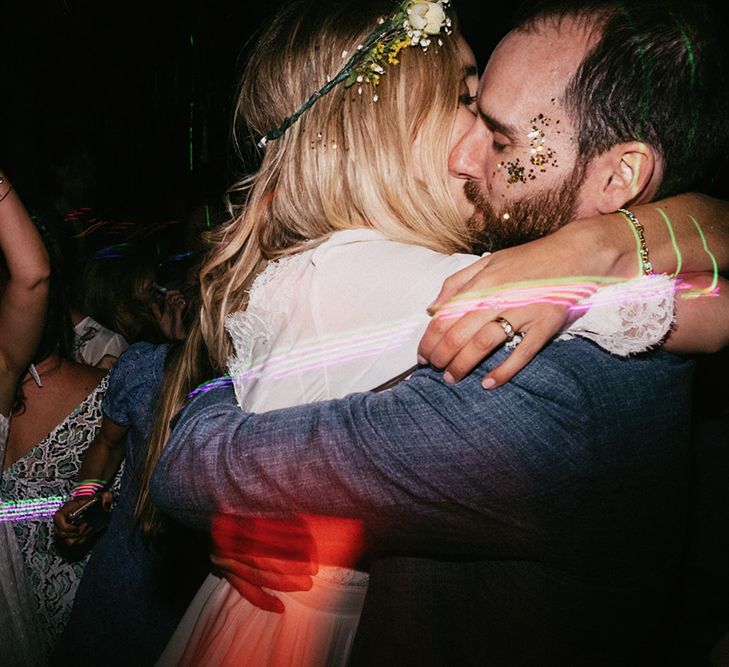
[[0, 496, 65, 523], [188, 274, 720, 398], [190, 318, 423, 397]]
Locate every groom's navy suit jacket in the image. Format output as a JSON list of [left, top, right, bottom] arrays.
[[151, 339, 692, 665]]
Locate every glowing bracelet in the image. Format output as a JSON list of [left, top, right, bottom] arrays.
[[68, 479, 107, 499]]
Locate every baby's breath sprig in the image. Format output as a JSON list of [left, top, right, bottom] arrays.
[[345, 0, 452, 90], [258, 0, 451, 148]]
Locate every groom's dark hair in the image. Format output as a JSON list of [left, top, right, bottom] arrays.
[[513, 0, 729, 198]]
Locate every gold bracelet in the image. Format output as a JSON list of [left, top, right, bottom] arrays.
[[618, 207, 654, 275], [0, 176, 14, 204]]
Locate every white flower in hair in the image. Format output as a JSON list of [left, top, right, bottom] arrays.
[[409, 2, 446, 35], [258, 0, 451, 148]]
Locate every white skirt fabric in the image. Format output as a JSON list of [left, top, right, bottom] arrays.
[[157, 571, 367, 667], [0, 414, 45, 667]]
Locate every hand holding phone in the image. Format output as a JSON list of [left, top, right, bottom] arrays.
[[54, 492, 112, 547], [65, 494, 109, 529]]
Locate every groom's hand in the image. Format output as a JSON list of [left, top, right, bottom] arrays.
[[210, 514, 318, 613], [418, 239, 595, 388]]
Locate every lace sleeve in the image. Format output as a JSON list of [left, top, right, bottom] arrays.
[[561, 274, 675, 356], [224, 253, 310, 411]]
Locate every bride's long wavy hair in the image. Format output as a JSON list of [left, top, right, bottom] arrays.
[[136, 0, 473, 535]]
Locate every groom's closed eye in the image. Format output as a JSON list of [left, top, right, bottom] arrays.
[[491, 133, 510, 152]]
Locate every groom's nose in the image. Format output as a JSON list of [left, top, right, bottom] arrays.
[[449, 122, 488, 182]]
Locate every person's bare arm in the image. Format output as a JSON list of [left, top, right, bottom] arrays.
[[586, 193, 729, 278], [418, 193, 729, 387], [0, 172, 50, 414], [664, 273, 729, 354]]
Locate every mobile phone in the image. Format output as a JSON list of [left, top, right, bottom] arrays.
[[66, 494, 108, 528]]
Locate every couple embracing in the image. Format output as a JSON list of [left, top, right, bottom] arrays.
[[147, 0, 729, 665]]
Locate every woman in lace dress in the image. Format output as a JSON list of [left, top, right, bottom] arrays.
[[148, 1, 729, 665], [1, 216, 109, 661], [0, 170, 50, 667], [52, 342, 209, 667]]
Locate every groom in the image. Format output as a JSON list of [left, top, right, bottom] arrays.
[[151, 2, 726, 664]]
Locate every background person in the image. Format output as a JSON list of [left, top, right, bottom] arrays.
[[0, 169, 50, 667], [1, 215, 109, 661]]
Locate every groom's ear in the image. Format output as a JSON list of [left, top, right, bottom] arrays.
[[589, 142, 662, 214]]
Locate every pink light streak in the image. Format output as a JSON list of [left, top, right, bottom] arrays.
[[192, 319, 422, 396], [229, 319, 421, 383], [0, 496, 64, 522], [432, 274, 702, 320], [190, 275, 719, 398]]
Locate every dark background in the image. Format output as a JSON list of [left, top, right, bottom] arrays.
[[2, 1, 728, 227], [2, 3, 728, 657], [2, 0, 510, 226]]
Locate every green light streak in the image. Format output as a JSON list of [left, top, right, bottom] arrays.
[[674, 15, 698, 152], [687, 215, 719, 296], [189, 101, 194, 172], [440, 276, 616, 307], [656, 207, 682, 277]]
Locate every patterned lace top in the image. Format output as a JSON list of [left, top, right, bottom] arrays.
[[0, 376, 108, 658]]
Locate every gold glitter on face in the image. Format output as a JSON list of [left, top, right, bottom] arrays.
[[505, 158, 526, 185], [499, 113, 564, 187], [526, 113, 559, 179]]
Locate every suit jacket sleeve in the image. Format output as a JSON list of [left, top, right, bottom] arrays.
[[151, 341, 652, 555]]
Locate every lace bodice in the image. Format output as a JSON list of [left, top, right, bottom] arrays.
[[226, 230, 478, 413], [225, 252, 314, 408]]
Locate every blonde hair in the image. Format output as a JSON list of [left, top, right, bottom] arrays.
[[136, 0, 472, 535]]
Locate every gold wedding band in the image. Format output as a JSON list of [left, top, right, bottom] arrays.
[[494, 316, 516, 341]]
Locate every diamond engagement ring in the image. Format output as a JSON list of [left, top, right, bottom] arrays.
[[494, 316, 516, 341]]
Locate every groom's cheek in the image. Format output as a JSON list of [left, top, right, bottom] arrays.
[[489, 110, 576, 198]]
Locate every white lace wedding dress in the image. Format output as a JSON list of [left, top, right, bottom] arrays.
[[159, 228, 675, 667], [0, 414, 45, 667]]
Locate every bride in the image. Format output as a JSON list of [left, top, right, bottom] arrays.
[[146, 0, 728, 664]]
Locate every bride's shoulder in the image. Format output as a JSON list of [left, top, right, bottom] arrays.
[[307, 230, 479, 317], [312, 229, 477, 277]]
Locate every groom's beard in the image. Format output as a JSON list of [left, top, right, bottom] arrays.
[[465, 162, 587, 254]]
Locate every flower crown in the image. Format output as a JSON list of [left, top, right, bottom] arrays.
[[258, 0, 452, 148]]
